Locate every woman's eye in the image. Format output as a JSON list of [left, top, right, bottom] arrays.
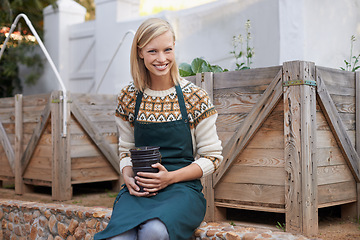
[[148, 50, 156, 53], [165, 48, 172, 52]]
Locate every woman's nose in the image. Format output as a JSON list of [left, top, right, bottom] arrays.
[[157, 52, 166, 62]]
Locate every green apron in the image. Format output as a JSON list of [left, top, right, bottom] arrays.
[[94, 85, 206, 240]]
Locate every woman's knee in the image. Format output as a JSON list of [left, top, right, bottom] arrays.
[[138, 218, 169, 240]]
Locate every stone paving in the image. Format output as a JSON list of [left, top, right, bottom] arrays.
[[192, 221, 320, 240]]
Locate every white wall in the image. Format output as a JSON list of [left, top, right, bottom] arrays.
[[303, 0, 360, 69], [24, 0, 360, 96]]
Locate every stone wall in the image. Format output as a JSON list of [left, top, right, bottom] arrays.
[[0, 199, 310, 240], [0, 200, 112, 240]]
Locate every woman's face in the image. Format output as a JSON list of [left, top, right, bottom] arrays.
[[139, 30, 175, 82]]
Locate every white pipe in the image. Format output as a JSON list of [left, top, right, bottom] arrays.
[[95, 30, 135, 93], [0, 13, 68, 137]]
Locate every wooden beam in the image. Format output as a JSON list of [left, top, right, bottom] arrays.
[[355, 71, 360, 220], [21, 95, 51, 174], [0, 122, 15, 174], [51, 91, 72, 200], [71, 100, 120, 174], [213, 69, 283, 186], [283, 61, 318, 236], [196, 72, 215, 221], [317, 69, 360, 182], [196, 72, 214, 102], [14, 94, 24, 195]]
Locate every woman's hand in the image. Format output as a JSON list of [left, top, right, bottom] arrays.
[[122, 166, 156, 197], [134, 162, 203, 193], [135, 163, 174, 193]]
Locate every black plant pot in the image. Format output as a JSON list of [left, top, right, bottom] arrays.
[[130, 146, 161, 192]]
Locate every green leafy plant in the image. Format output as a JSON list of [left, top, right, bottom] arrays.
[[230, 19, 254, 71], [179, 57, 228, 77], [276, 221, 285, 232], [340, 35, 360, 72], [229, 221, 236, 226]]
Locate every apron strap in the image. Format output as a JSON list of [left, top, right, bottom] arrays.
[[134, 85, 188, 123], [134, 90, 143, 120], [175, 84, 189, 123]]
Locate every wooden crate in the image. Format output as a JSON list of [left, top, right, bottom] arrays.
[[195, 61, 359, 237], [0, 92, 120, 200]]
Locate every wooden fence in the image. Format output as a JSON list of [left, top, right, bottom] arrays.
[[0, 60, 359, 236]]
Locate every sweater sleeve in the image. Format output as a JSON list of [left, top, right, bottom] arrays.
[[115, 116, 135, 174], [192, 113, 223, 177]]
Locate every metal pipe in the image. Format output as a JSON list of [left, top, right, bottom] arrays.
[[95, 30, 135, 93], [0, 13, 68, 137]]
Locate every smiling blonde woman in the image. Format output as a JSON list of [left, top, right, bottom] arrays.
[[94, 18, 223, 240]]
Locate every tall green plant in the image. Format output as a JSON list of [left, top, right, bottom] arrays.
[[230, 19, 254, 70], [340, 35, 360, 72]]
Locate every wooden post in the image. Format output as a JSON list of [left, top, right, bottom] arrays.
[[196, 72, 215, 221], [51, 91, 72, 200], [355, 71, 360, 220], [283, 61, 318, 236], [14, 94, 24, 195]]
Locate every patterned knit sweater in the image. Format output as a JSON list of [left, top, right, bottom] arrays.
[[115, 78, 223, 177]]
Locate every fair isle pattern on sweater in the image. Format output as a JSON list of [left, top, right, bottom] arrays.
[[115, 82, 217, 129]]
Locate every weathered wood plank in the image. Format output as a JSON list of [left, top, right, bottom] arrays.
[[356, 71, 360, 220], [317, 147, 347, 167], [213, 66, 282, 90], [317, 66, 355, 95], [214, 92, 263, 114], [22, 93, 50, 107], [331, 94, 355, 114], [246, 130, 284, 149], [213, 69, 283, 186], [317, 165, 355, 185], [25, 156, 51, 169], [21, 96, 51, 174], [215, 182, 285, 205], [317, 69, 360, 182], [283, 61, 318, 235], [71, 167, 118, 184], [318, 181, 357, 206], [235, 148, 285, 167], [215, 202, 285, 213], [0, 122, 15, 174], [195, 72, 215, 222], [0, 96, 15, 108], [23, 167, 52, 182], [72, 93, 117, 106], [216, 113, 247, 132], [71, 156, 113, 169], [69, 118, 117, 134], [51, 91, 72, 200], [0, 147, 14, 177], [15, 94, 24, 195], [196, 72, 213, 102], [71, 100, 120, 174], [221, 165, 285, 186], [70, 133, 117, 146]]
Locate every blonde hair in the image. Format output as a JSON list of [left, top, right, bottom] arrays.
[[130, 18, 180, 92]]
